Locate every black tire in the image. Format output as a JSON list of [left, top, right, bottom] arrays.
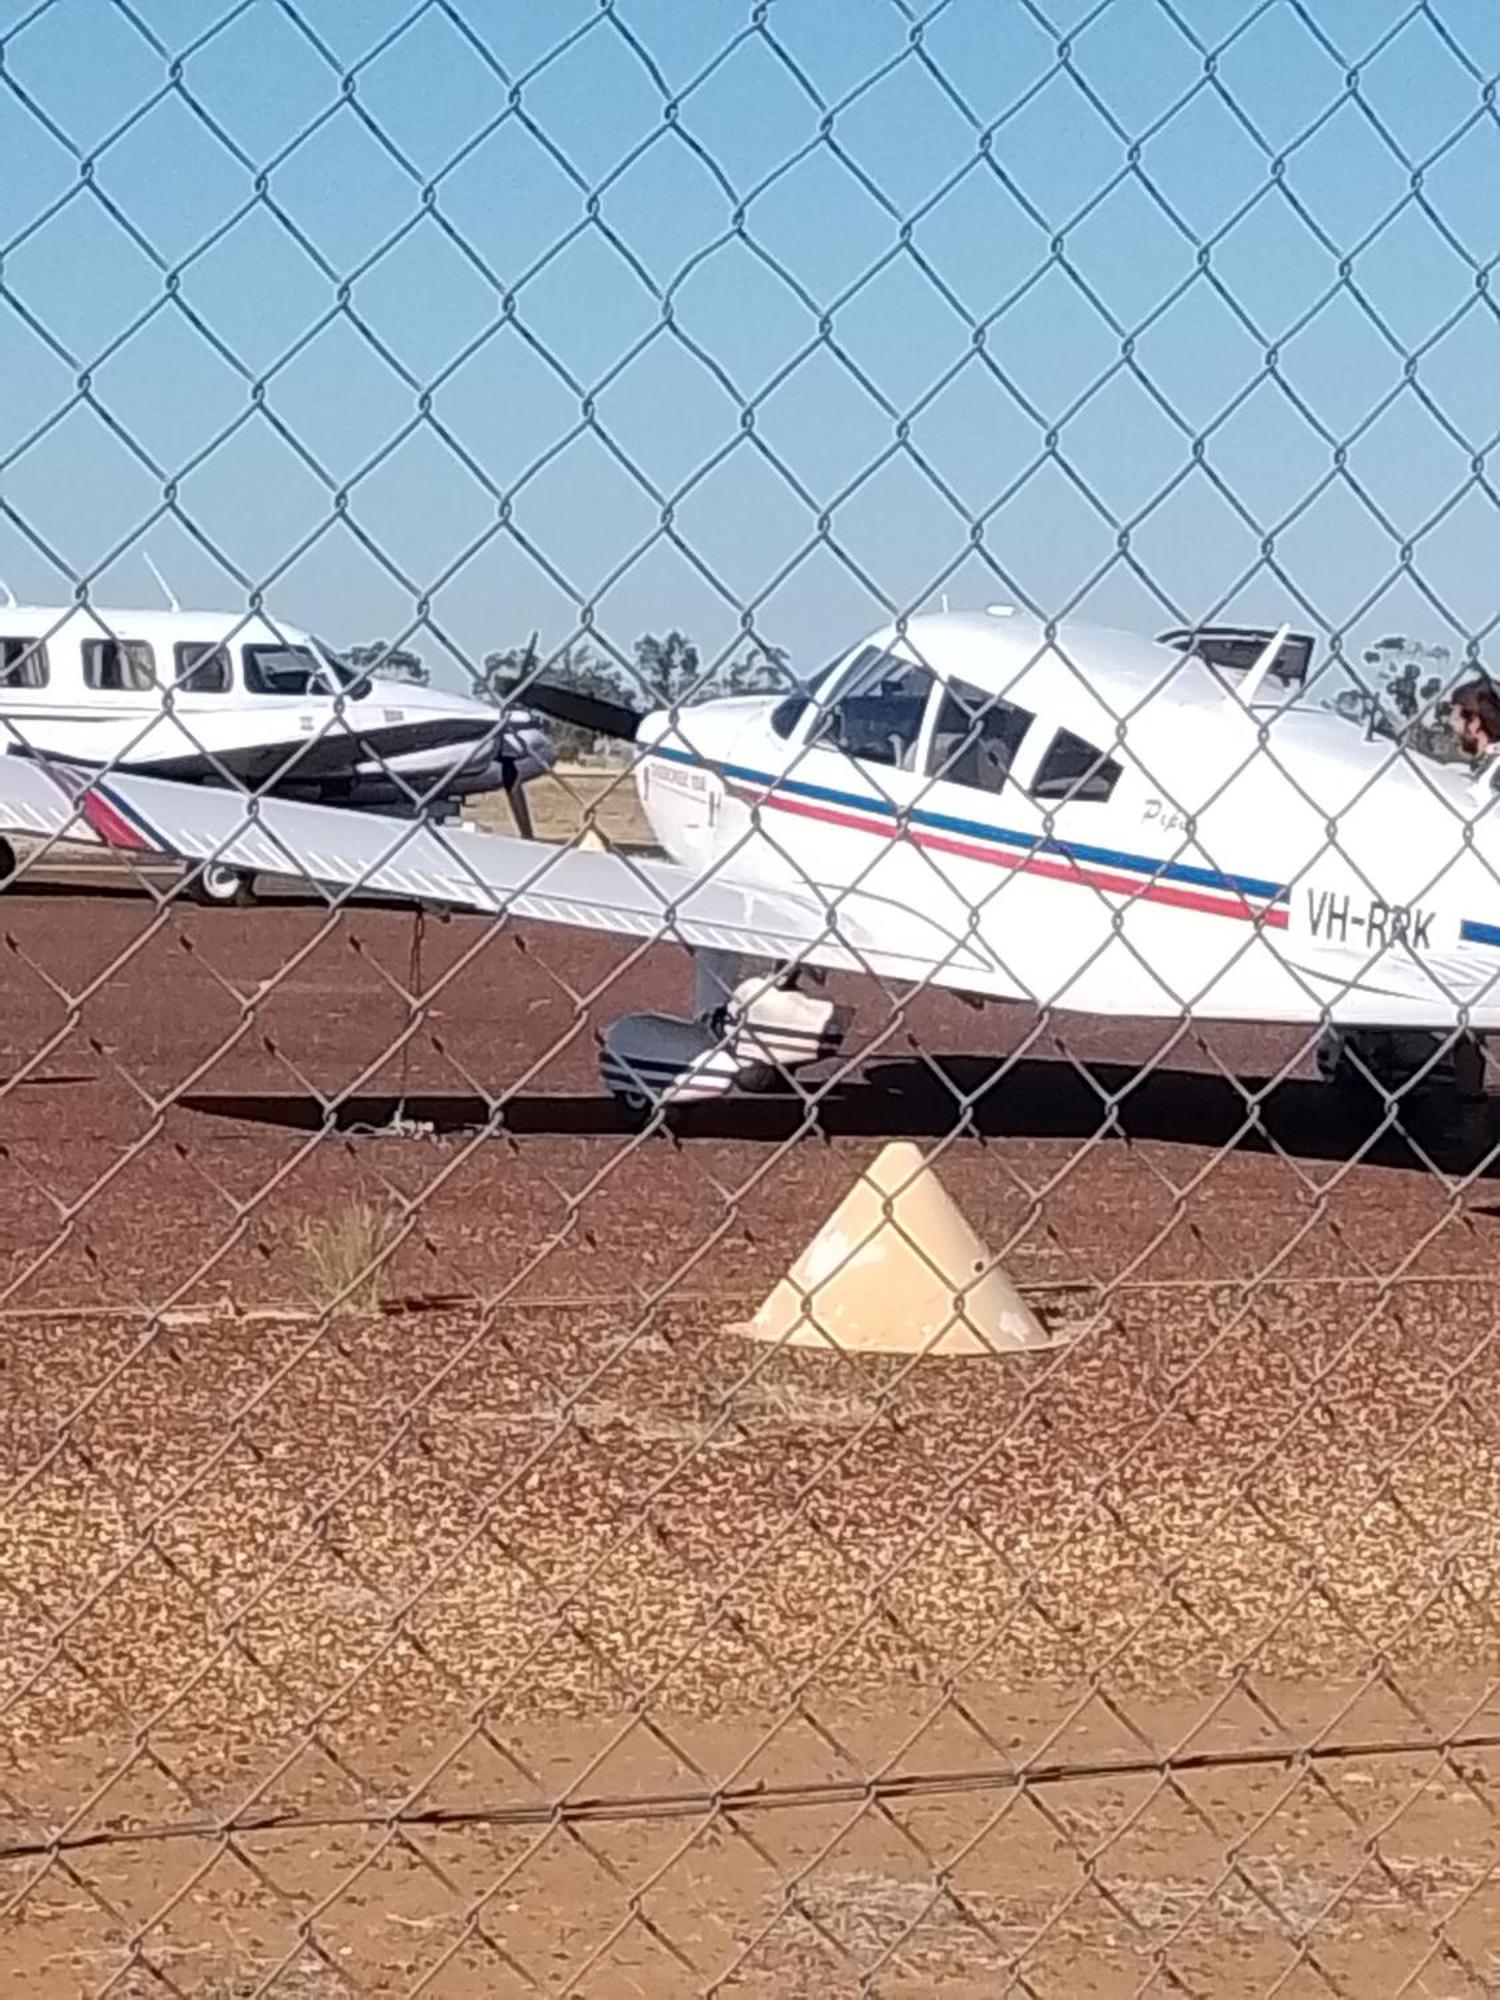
[[186, 862, 257, 908], [1317, 1027, 1484, 1101], [0, 835, 14, 891]]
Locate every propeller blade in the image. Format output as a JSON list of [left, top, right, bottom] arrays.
[[503, 680, 646, 744], [504, 770, 535, 842]]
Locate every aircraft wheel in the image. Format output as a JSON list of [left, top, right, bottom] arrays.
[[1316, 1028, 1484, 1101], [187, 862, 258, 908], [0, 835, 14, 891]]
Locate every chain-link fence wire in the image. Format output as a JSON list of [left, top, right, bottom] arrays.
[[3, 1, 1500, 1992]]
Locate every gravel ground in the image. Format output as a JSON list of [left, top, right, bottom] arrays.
[[4, 880, 1500, 1995]]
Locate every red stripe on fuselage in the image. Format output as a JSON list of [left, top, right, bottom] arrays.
[[730, 783, 1289, 931], [75, 786, 153, 851]]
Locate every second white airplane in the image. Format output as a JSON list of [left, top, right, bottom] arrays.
[[0, 599, 553, 902]]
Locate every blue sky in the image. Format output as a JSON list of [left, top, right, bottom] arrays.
[[0, 0, 1496, 696]]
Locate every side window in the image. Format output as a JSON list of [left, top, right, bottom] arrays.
[[807, 648, 934, 770], [174, 642, 231, 694], [82, 639, 156, 692], [0, 638, 47, 689], [927, 679, 1034, 795], [1030, 727, 1121, 805]]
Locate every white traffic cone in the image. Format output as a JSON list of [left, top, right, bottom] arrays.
[[733, 1141, 1058, 1356]]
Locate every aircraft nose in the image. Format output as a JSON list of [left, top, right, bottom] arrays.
[[642, 702, 727, 753]]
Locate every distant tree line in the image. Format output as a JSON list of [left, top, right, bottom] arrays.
[[482, 629, 792, 756], [337, 628, 793, 759], [339, 640, 430, 687]]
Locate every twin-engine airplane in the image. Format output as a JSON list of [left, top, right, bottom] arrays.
[[0, 599, 553, 903], [1, 607, 1496, 1110]]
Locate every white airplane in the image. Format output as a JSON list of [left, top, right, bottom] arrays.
[[1, 606, 1495, 1110], [0, 596, 553, 903]]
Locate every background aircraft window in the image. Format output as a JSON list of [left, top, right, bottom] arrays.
[[174, 642, 231, 694], [1030, 726, 1122, 804], [807, 648, 933, 768], [82, 639, 156, 691], [927, 680, 1034, 794], [0, 638, 48, 689], [244, 644, 362, 697]]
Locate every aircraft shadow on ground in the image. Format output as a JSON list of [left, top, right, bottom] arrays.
[[3, 880, 425, 912], [177, 1053, 1500, 1181]]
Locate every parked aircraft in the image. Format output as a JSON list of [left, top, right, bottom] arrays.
[[0, 599, 553, 902], [1, 607, 1494, 1109]]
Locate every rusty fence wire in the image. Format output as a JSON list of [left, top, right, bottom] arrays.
[[2, 2, 1500, 1994]]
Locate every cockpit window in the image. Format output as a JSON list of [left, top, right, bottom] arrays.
[[1030, 727, 1121, 805], [927, 679, 1034, 794], [243, 643, 362, 698], [770, 644, 880, 742], [806, 647, 934, 769]]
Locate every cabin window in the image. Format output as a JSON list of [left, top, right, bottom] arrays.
[[0, 638, 48, 689], [82, 639, 156, 692], [243, 643, 361, 698], [174, 643, 231, 694], [806, 648, 934, 770], [927, 679, 1034, 794], [1030, 727, 1121, 805]]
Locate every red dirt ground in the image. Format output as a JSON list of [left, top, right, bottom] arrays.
[[4, 878, 1500, 1995]]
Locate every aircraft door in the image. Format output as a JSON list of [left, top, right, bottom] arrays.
[[911, 677, 1051, 997]]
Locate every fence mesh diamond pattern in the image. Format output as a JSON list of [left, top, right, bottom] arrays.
[[3, 2, 1500, 1995]]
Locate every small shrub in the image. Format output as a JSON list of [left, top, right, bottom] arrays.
[[296, 1201, 393, 1317]]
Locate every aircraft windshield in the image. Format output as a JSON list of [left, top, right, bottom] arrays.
[[770, 643, 881, 741], [243, 643, 363, 699]]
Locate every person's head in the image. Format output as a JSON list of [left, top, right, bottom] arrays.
[[1449, 677, 1500, 758]]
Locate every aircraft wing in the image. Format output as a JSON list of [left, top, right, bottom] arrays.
[[0, 752, 994, 988], [0, 751, 98, 846]]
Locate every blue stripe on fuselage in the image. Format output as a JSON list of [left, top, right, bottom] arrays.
[[650, 745, 1287, 907]]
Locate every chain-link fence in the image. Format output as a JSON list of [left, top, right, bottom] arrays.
[[3, 2, 1500, 1993]]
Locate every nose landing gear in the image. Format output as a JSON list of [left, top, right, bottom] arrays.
[[600, 959, 851, 1117]]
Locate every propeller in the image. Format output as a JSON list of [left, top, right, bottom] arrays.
[[485, 634, 649, 845], [513, 679, 646, 744]]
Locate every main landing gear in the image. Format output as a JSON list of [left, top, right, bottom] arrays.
[[1314, 1026, 1487, 1104], [599, 952, 852, 1117], [184, 860, 259, 908]]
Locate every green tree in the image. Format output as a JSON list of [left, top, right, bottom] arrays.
[[725, 641, 792, 694], [344, 639, 429, 687], [629, 631, 793, 705], [629, 629, 703, 709]]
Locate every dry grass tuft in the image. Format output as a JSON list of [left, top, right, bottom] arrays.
[[722, 1373, 885, 1432], [295, 1201, 395, 1317]]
